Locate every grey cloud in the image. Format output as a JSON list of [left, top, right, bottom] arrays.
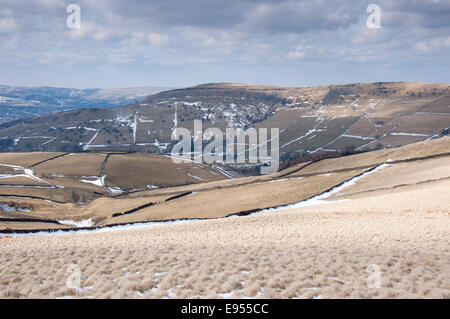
[[86, 0, 255, 29], [0, 0, 448, 88], [241, 0, 364, 33], [380, 0, 450, 29], [84, 0, 365, 33], [83, 0, 450, 33]]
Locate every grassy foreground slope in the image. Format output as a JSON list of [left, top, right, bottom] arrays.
[[0, 146, 448, 298]]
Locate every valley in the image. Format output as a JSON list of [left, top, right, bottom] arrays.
[[0, 85, 175, 124]]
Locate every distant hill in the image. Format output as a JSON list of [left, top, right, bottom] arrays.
[[0, 85, 176, 123], [0, 82, 448, 171]]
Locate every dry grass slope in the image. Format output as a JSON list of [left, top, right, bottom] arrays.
[[0, 137, 448, 299], [0, 179, 448, 299]]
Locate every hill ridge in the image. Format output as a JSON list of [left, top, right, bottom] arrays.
[[0, 82, 448, 172]]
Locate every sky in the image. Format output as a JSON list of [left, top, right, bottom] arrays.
[[0, 0, 449, 89]]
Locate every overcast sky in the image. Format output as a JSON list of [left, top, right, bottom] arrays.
[[0, 0, 449, 88]]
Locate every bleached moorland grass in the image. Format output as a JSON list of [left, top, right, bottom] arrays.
[[0, 179, 448, 299], [0, 152, 65, 168], [296, 136, 450, 176]]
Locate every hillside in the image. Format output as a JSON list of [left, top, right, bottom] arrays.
[[0, 136, 448, 231], [0, 151, 236, 218], [0, 137, 449, 299], [0, 82, 448, 171], [2, 181, 447, 299]]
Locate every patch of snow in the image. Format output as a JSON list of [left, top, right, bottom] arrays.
[[3, 218, 203, 237], [58, 218, 93, 228], [217, 292, 235, 299], [138, 116, 154, 123], [22, 136, 53, 139], [83, 129, 100, 150], [165, 290, 176, 298], [0, 203, 30, 212], [80, 177, 103, 187], [281, 128, 317, 148], [172, 104, 178, 131], [107, 187, 123, 194], [321, 148, 337, 152], [131, 112, 138, 144], [255, 163, 390, 213], [40, 136, 57, 146], [0, 164, 22, 170], [187, 173, 207, 181], [23, 168, 52, 185], [391, 132, 430, 137], [210, 165, 235, 179], [328, 276, 350, 285], [341, 134, 375, 140]]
